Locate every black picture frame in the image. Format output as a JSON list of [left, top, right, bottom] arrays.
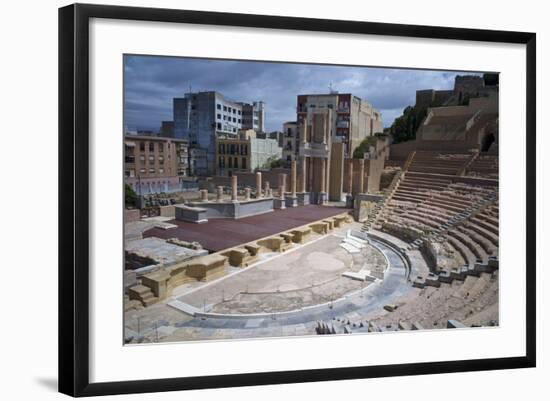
[[58, 3, 536, 397]]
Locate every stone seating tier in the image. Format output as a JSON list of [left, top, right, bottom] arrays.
[[447, 230, 487, 262]]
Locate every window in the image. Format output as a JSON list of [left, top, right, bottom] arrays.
[[223, 115, 226, 120], [139, 142, 145, 151], [233, 127, 237, 132], [238, 110, 241, 115], [217, 123, 221, 130], [139, 155, 145, 162], [217, 104, 221, 110], [233, 109, 236, 114], [149, 142, 154, 152], [140, 168, 146, 174], [158, 143, 163, 153], [148, 168, 155, 174], [223, 105, 227, 111], [228, 158, 232, 168], [217, 114, 221, 119], [233, 117, 236, 123], [238, 119, 241, 123], [241, 158, 247, 169]]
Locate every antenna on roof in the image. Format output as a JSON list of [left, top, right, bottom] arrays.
[[329, 82, 338, 94]]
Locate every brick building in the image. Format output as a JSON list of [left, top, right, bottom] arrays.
[[124, 135, 189, 194]]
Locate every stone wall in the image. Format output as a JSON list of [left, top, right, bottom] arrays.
[[179, 197, 275, 221], [159, 205, 175, 217], [125, 209, 141, 222]]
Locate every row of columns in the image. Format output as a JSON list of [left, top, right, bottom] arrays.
[[205, 155, 363, 204], [203, 169, 293, 203], [296, 156, 364, 196]]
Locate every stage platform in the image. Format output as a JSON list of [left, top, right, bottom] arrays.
[[143, 204, 350, 251]]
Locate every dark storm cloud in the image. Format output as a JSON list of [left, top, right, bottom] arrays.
[[124, 55, 478, 132]]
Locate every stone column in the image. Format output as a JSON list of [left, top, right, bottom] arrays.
[[278, 173, 287, 193], [256, 172, 262, 198], [200, 189, 208, 202], [300, 157, 307, 193], [291, 160, 297, 197], [279, 186, 285, 200], [216, 186, 224, 202], [244, 187, 251, 201], [231, 175, 238, 201], [319, 158, 327, 192], [358, 159, 365, 194], [308, 157, 314, 192], [348, 159, 354, 194]]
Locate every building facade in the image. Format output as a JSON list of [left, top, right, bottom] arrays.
[[282, 121, 298, 165], [216, 130, 282, 176], [293, 93, 385, 203], [173, 91, 266, 176], [296, 92, 383, 159], [124, 135, 189, 194], [239, 101, 265, 133]]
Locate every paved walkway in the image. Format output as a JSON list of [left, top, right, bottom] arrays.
[[129, 235, 419, 343]]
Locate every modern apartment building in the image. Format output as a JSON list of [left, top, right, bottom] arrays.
[[296, 92, 383, 158], [216, 130, 282, 176], [239, 101, 266, 133], [124, 135, 189, 194], [173, 91, 266, 176]]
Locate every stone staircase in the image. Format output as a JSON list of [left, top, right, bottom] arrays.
[[360, 151, 417, 233], [458, 151, 479, 176], [128, 284, 159, 307]]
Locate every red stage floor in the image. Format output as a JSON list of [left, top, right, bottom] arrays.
[[143, 205, 350, 251]]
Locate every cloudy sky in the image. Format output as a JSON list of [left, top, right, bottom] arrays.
[[124, 55, 478, 133]]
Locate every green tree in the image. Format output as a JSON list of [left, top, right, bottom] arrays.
[[353, 136, 380, 159], [389, 105, 427, 144], [269, 157, 284, 168], [125, 183, 138, 208]]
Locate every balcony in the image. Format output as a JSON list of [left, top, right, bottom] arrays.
[[336, 121, 350, 129]]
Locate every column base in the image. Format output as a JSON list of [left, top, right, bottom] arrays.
[[297, 192, 310, 206], [285, 196, 298, 208], [317, 192, 328, 205], [345, 194, 354, 208], [273, 198, 286, 209]]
